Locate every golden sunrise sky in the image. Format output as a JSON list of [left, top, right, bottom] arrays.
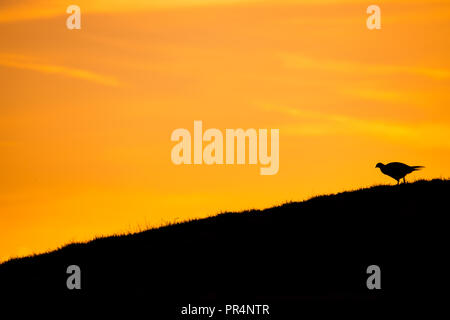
[[1, 0, 450, 261]]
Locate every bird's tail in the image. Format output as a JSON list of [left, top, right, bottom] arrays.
[[412, 165, 424, 171]]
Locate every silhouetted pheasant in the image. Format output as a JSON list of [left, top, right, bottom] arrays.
[[376, 162, 424, 184]]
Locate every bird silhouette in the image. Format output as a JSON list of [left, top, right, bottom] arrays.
[[375, 162, 424, 184]]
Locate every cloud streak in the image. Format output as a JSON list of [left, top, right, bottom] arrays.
[[261, 104, 450, 148], [2, 0, 437, 23], [281, 54, 450, 80], [0, 54, 120, 87], [0, 0, 262, 22]]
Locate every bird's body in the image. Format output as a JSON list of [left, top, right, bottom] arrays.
[[375, 162, 424, 184]]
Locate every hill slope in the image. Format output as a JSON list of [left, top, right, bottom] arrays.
[[0, 179, 448, 313]]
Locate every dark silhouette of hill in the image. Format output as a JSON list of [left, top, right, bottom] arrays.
[[0, 179, 448, 316]]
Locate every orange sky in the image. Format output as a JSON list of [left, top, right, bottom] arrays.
[[1, 0, 450, 261]]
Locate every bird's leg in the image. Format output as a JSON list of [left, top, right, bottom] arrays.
[[397, 179, 399, 185], [403, 177, 406, 184]]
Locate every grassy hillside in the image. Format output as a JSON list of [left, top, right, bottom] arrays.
[[1, 179, 448, 314]]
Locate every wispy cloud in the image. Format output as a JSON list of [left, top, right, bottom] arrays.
[[0, 0, 262, 22], [261, 104, 450, 148], [281, 54, 450, 80], [338, 87, 430, 105], [0, 54, 120, 87], [2, 0, 439, 23]]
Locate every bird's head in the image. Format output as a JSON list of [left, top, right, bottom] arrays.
[[375, 163, 384, 169]]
